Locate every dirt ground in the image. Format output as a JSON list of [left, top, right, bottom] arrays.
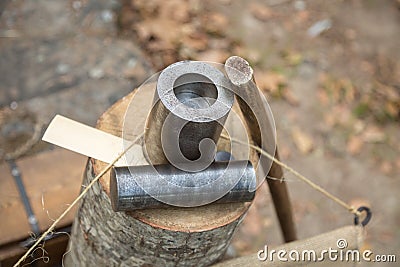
[[1, 0, 399, 266]]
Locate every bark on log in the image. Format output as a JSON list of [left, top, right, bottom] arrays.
[[66, 86, 254, 266]]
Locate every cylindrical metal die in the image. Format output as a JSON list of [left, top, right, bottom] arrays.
[[110, 160, 256, 211], [144, 61, 234, 166]]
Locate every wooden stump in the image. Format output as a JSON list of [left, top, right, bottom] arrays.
[[66, 85, 255, 266]]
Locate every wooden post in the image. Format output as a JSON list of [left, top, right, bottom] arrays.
[[66, 86, 254, 266]]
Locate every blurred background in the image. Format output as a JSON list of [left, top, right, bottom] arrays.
[[0, 0, 399, 266]]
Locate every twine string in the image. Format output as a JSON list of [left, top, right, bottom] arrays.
[[220, 133, 360, 217]]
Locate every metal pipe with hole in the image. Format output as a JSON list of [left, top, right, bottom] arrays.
[[144, 61, 234, 167]]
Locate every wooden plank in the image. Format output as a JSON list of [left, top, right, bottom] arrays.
[[0, 149, 85, 245]]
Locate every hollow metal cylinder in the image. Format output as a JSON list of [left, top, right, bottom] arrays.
[[144, 61, 234, 166], [110, 160, 256, 211]]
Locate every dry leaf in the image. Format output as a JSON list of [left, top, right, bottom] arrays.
[[203, 13, 228, 35], [182, 32, 209, 51], [134, 19, 179, 50], [295, 10, 310, 24], [282, 89, 299, 106], [347, 135, 363, 155], [250, 3, 273, 21], [254, 69, 286, 95], [360, 60, 375, 75], [196, 49, 229, 63], [362, 125, 386, 143], [385, 102, 399, 118], [291, 127, 314, 154], [159, 0, 190, 23]]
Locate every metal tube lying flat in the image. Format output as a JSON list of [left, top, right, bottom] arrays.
[[110, 160, 256, 211], [224, 56, 297, 242], [144, 61, 234, 168]]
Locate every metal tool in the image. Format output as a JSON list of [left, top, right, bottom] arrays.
[[110, 160, 256, 211], [224, 56, 297, 242], [7, 159, 41, 236], [144, 61, 234, 170]]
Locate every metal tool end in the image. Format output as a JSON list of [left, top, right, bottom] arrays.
[[224, 56, 254, 86], [110, 160, 256, 211]]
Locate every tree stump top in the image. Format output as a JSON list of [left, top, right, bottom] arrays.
[[93, 85, 251, 232]]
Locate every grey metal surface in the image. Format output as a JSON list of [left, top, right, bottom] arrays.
[[7, 159, 40, 236], [110, 160, 256, 211], [143, 61, 234, 171]]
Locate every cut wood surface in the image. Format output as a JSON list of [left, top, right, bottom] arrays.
[[0, 149, 85, 246], [95, 83, 252, 232], [67, 84, 257, 266]]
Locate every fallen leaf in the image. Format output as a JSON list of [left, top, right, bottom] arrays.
[[138, 18, 182, 49], [362, 125, 386, 143], [291, 127, 314, 154], [282, 89, 299, 106], [254, 69, 286, 95], [347, 135, 363, 155], [203, 13, 229, 35], [159, 0, 190, 23], [250, 3, 273, 21], [196, 49, 229, 63], [182, 32, 209, 51], [360, 60, 375, 75], [385, 102, 399, 118], [295, 10, 309, 24]]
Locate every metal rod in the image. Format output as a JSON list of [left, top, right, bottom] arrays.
[[110, 160, 256, 211], [225, 56, 297, 242], [7, 159, 41, 236]]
